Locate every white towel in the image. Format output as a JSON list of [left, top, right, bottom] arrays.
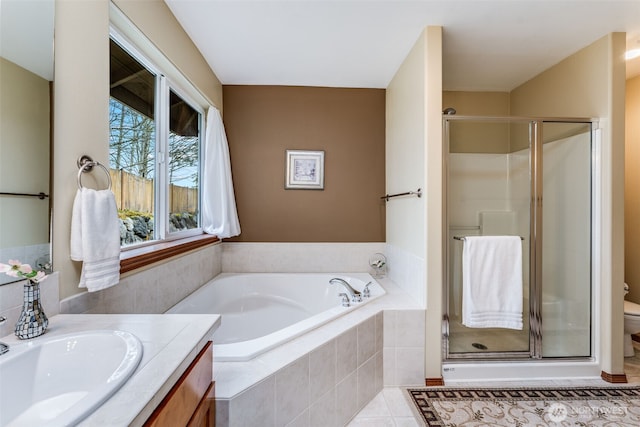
[[462, 236, 523, 330], [70, 188, 121, 292]]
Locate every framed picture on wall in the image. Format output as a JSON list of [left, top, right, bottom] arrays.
[[285, 150, 325, 190]]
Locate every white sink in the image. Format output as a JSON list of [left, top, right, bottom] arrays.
[[0, 330, 143, 427]]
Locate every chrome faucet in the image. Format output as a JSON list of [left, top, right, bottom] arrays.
[[329, 278, 362, 303], [362, 282, 372, 299], [0, 317, 9, 355], [338, 293, 350, 307]]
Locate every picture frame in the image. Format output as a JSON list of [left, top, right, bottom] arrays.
[[285, 150, 325, 190]]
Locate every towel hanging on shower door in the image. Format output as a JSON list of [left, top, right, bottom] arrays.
[[461, 235, 523, 330]]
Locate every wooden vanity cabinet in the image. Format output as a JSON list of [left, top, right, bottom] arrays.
[[188, 382, 215, 427], [144, 342, 215, 427]]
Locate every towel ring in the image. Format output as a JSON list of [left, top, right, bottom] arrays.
[[77, 156, 112, 191]]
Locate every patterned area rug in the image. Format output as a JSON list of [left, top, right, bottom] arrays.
[[407, 387, 640, 426]]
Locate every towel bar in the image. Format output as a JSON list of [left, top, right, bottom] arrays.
[[0, 191, 48, 199], [453, 236, 524, 241], [380, 188, 422, 202]]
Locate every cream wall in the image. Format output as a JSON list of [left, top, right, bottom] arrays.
[[53, 0, 222, 300], [0, 57, 50, 248], [423, 27, 443, 381], [511, 35, 616, 117], [386, 26, 442, 380], [386, 31, 427, 259], [511, 33, 627, 377], [442, 91, 511, 153], [442, 91, 509, 116], [626, 75, 640, 302]]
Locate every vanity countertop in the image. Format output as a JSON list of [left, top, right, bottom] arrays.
[[0, 313, 221, 426]]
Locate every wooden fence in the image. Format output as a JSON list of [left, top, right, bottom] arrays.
[[109, 169, 198, 214]]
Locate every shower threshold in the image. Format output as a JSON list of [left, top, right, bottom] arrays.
[[442, 359, 600, 383]]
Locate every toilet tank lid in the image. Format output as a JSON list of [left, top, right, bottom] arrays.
[[625, 300, 640, 315]]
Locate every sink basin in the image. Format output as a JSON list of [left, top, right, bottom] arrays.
[[0, 330, 143, 427]]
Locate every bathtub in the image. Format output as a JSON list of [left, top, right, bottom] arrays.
[[166, 272, 385, 361]]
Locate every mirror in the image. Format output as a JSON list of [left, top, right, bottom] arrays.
[[0, 0, 54, 285]]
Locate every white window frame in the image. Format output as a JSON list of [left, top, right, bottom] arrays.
[[158, 80, 205, 242], [110, 8, 208, 250]]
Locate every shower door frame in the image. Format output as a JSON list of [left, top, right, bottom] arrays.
[[442, 115, 596, 362]]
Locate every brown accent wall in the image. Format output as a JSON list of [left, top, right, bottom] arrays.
[[223, 86, 385, 242]]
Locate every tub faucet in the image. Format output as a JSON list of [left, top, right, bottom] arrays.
[[0, 317, 8, 355], [338, 293, 350, 307], [329, 278, 362, 303], [362, 282, 372, 299]]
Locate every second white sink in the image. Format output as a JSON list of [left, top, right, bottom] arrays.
[[0, 330, 143, 427]]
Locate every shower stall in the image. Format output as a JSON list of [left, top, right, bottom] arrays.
[[443, 116, 595, 362]]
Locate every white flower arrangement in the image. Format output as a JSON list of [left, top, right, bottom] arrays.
[[0, 259, 48, 284]]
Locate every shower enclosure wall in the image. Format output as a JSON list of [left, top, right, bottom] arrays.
[[444, 116, 594, 361]]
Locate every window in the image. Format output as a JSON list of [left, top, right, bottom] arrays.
[[109, 35, 203, 248]]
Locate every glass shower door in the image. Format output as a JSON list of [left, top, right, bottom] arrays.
[[445, 118, 531, 357], [444, 117, 594, 361], [540, 122, 592, 358]]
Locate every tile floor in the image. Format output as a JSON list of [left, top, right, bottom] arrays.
[[348, 387, 420, 427], [348, 340, 640, 426]]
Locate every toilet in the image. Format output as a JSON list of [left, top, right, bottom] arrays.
[[624, 283, 640, 357]]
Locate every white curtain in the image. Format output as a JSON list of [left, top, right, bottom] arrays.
[[202, 106, 241, 238]]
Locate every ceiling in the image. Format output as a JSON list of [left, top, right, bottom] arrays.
[[165, 0, 640, 91]]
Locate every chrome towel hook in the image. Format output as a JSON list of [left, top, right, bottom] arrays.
[[77, 155, 112, 191]]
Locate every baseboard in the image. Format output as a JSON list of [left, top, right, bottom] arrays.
[[601, 370, 628, 383], [425, 377, 445, 386]]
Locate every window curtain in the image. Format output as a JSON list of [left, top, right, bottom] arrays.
[[202, 106, 241, 238]]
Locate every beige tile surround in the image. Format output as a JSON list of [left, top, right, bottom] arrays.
[[216, 313, 384, 426], [59, 243, 222, 314], [212, 280, 425, 426]]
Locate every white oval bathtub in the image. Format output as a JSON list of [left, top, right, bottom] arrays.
[[166, 272, 385, 361]]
